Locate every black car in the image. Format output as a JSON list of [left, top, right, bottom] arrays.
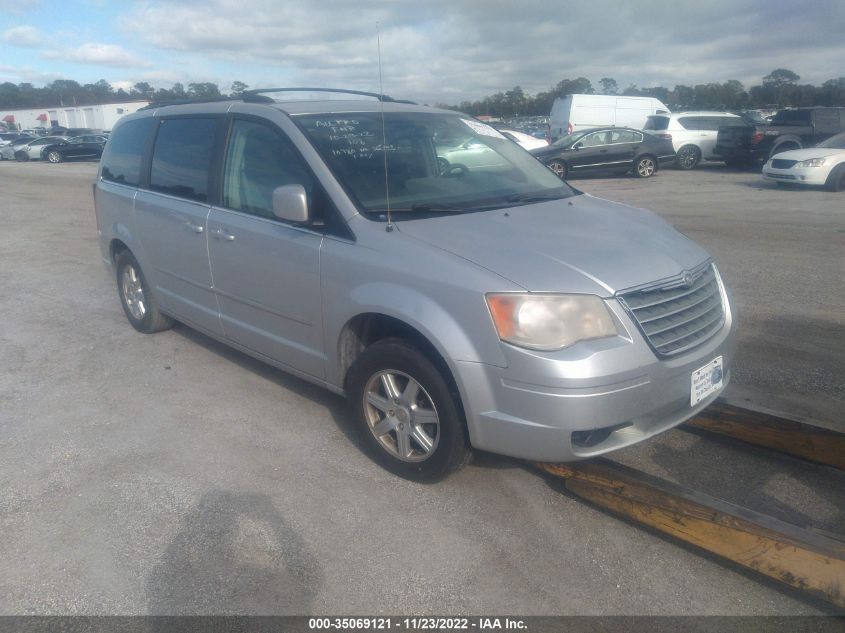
[[530, 127, 676, 179], [716, 107, 845, 166], [41, 135, 108, 163]]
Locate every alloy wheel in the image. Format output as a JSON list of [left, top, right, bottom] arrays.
[[637, 158, 655, 177], [121, 265, 147, 320], [362, 370, 440, 462]]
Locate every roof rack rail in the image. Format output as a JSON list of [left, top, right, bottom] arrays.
[[137, 96, 249, 111], [242, 87, 399, 103]]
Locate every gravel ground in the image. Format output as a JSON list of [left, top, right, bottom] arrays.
[[0, 160, 842, 616]]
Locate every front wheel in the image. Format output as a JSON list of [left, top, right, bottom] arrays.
[[346, 339, 469, 481], [15, 152, 29, 162], [634, 155, 657, 178], [46, 150, 63, 163], [825, 164, 845, 192]]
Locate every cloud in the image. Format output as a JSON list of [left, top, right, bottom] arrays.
[[0, 63, 63, 84], [42, 42, 150, 68], [2, 25, 41, 47], [117, 0, 845, 103], [0, 0, 40, 14]]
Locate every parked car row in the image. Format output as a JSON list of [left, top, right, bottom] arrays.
[[0, 134, 107, 162]]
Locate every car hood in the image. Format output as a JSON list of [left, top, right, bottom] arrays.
[[768, 148, 845, 161], [530, 145, 568, 158], [394, 193, 710, 296]]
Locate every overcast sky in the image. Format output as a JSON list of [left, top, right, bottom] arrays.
[[1, 0, 843, 103]]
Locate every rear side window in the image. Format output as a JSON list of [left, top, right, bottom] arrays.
[[610, 130, 641, 143], [101, 118, 154, 186], [771, 110, 812, 126], [644, 116, 669, 131], [718, 116, 745, 128], [150, 117, 218, 203], [678, 116, 707, 130]]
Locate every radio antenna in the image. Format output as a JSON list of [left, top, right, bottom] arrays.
[[377, 22, 393, 232]]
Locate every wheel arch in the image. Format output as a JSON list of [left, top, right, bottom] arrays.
[[109, 238, 131, 264], [337, 312, 470, 430], [770, 136, 802, 155]]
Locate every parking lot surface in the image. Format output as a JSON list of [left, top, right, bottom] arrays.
[[1, 161, 843, 615]]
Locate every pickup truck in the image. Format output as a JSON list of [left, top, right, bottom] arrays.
[[715, 107, 845, 167]]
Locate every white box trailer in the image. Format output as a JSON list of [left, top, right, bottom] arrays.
[[549, 94, 670, 142]]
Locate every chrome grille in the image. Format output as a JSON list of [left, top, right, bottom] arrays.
[[771, 158, 797, 169], [619, 264, 725, 357]]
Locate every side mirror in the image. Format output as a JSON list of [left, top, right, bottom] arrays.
[[572, 143, 581, 151], [272, 184, 309, 223]]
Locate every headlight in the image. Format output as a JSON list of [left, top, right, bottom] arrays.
[[800, 157, 826, 167], [486, 293, 620, 351]]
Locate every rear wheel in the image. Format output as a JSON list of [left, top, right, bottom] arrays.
[[547, 160, 567, 179], [346, 338, 469, 481], [634, 155, 657, 178], [676, 145, 701, 170], [46, 150, 63, 163], [115, 250, 174, 333]]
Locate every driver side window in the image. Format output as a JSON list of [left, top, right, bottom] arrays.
[[222, 119, 314, 220]]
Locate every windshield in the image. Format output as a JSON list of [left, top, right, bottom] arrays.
[[817, 133, 845, 149], [295, 112, 573, 218]]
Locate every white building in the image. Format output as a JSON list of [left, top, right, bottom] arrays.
[[0, 101, 150, 132]]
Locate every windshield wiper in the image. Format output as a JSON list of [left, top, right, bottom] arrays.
[[505, 192, 568, 204]]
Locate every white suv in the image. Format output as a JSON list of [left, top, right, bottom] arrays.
[[644, 112, 746, 170]]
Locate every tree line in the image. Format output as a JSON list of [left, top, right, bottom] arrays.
[[441, 70, 845, 117], [0, 70, 843, 115], [0, 79, 250, 109]]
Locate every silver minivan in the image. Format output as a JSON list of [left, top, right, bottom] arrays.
[[95, 90, 735, 481]]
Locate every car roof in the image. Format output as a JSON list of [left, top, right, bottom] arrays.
[[572, 126, 640, 134]]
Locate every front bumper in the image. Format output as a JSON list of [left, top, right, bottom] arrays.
[[762, 163, 830, 186], [455, 294, 736, 462]]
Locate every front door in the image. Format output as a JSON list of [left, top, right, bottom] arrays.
[[569, 130, 612, 173], [207, 117, 325, 378]]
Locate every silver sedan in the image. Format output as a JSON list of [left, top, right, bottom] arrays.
[[3, 136, 67, 161]]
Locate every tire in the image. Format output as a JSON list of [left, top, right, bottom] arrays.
[[345, 338, 470, 481], [634, 155, 657, 178], [15, 151, 29, 162], [46, 150, 63, 163], [547, 160, 567, 179], [825, 164, 845, 192], [115, 250, 174, 333], [676, 145, 700, 170]]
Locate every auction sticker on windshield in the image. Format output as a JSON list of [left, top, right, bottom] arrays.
[[691, 356, 724, 406]]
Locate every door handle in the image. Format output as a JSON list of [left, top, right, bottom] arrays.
[[185, 221, 204, 234], [211, 227, 236, 241]]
